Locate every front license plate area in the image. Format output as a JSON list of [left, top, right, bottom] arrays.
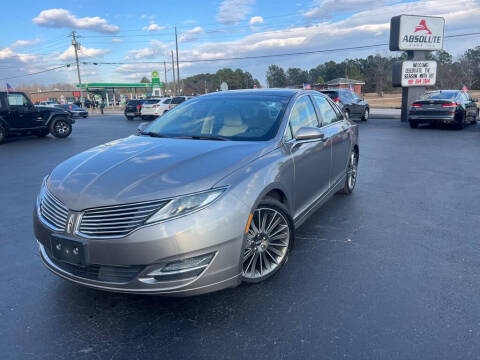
[[51, 235, 87, 266]]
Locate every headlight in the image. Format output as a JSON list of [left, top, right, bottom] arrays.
[[145, 188, 226, 224]]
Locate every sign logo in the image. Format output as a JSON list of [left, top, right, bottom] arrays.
[[66, 213, 76, 234], [414, 19, 432, 34]]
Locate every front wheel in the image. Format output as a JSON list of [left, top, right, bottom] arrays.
[[242, 199, 294, 283], [361, 108, 369, 121], [339, 149, 358, 194], [344, 110, 350, 121], [50, 118, 72, 138]]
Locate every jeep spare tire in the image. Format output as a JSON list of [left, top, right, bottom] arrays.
[[50, 118, 72, 138]]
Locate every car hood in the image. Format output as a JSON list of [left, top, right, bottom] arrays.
[[47, 135, 272, 211]]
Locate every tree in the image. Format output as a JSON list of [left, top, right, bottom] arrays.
[[286, 67, 309, 86], [140, 77, 151, 83], [266, 65, 287, 88]]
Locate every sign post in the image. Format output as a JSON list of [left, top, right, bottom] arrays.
[[390, 15, 445, 122]]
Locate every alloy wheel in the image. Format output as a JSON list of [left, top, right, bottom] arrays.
[[363, 109, 369, 121], [55, 121, 70, 136], [243, 207, 290, 280], [347, 151, 358, 190]]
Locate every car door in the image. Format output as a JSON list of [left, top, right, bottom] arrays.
[[286, 95, 331, 217], [312, 95, 351, 187], [6, 93, 38, 129], [350, 91, 364, 116]]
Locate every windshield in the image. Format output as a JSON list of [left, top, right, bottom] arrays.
[[144, 95, 290, 141], [423, 91, 458, 100]]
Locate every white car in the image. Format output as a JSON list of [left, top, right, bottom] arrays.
[[38, 101, 59, 107], [141, 98, 172, 120]]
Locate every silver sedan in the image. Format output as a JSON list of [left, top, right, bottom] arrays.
[[34, 89, 359, 296]]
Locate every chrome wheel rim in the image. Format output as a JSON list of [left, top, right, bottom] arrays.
[[55, 121, 69, 135], [364, 109, 369, 120], [345, 111, 350, 120], [347, 151, 358, 190], [243, 207, 290, 279]]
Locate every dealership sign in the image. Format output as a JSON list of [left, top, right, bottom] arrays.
[[390, 15, 445, 51], [392, 60, 437, 87]]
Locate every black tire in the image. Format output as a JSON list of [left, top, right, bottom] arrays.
[[338, 148, 359, 195], [344, 109, 350, 121], [163, 110, 168, 114], [34, 128, 50, 137], [361, 108, 369, 121], [471, 110, 478, 125], [83, 115, 88, 118], [242, 198, 294, 284], [0, 124, 5, 144], [126, 116, 133, 121], [141, 116, 147, 121], [49, 118, 72, 138], [409, 120, 418, 128]]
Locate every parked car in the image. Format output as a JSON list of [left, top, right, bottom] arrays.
[[319, 89, 369, 121], [38, 101, 59, 107], [141, 98, 168, 120], [0, 91, 74, 144], [55, 104, 88, 118], [124, 99, 145, 120], [34, 89, 359, 296], [408, 90, 479, 129]]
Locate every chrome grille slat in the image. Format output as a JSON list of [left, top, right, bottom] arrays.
[[39, 190, 69, 231], [78, 200, 167, 238]]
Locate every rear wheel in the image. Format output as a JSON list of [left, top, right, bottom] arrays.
[[361, 108, 369, 121], [242, 199, 294, 283], [471, 110, 478, 125], [126, 116, 133, 121], [50, 118, 72, 138], [339, 149, 359, 194], [0, 124, 5, 144], [409, 120, 418, 128]]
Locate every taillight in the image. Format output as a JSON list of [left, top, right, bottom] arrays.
[[411, 103, 422, 108], [137, 105, 141, 110], [332, 97, 340, 103], [442, 102, 458, 107]]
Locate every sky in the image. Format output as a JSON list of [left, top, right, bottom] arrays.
[[1, 0, 479, 87]]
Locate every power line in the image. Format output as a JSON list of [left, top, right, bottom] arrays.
[[0, 64, 72, 81]]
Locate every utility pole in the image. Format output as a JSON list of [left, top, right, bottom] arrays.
[[71, 31, 84, 107], [171, 51, 176, 96], [175, 26, 180, 94], [163, 61, 167, 95]]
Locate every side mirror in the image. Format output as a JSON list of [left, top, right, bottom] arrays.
[[294, 126, 325, 141], [473, 98, 478, 103], [136, 122, 149, 134]]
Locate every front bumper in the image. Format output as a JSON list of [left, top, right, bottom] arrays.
[[34, 191, 250, 296]]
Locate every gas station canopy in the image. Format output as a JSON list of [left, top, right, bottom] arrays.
[[76, 82, 164, 90]]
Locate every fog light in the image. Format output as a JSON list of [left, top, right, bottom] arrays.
[[139, 253, 215, 284]]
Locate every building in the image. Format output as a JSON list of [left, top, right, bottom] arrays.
[[314, 78, 365, 95]]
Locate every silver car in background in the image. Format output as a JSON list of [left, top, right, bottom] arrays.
[[34, 89, 359, 296]]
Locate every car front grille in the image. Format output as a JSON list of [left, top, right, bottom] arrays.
[[39, 190, 69, 231], [78, 200, 167, 238]]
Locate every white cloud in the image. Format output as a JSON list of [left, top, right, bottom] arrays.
[[111, 38, 122, 43], [249, 16, 263, 25], [57, 46, 110, 61], [217, 0, 255, 24], [182, 19, 197, 24], [143, 21, 166, 32], [124, 40, 168, 60], [304, 0, 400, 18], [32, 9, 120, 34], [11, 39, 42, 48], [179, 27, 205, 42]]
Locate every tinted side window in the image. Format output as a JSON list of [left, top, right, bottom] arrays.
[[289, 96, 319, 135], [312, 95, 338, 126], [8, 94, 28, 106], [172, 97, 186, 104]]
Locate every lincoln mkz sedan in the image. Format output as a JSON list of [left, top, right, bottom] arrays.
[[34, 89, 359, 296]]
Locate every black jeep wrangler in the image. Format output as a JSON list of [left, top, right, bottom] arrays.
[[0, 91, 74, 144]]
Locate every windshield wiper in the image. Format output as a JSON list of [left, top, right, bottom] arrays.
[[176, 135, 229, 141], [140, 131, 168, 138]]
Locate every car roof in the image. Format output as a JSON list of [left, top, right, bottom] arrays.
[[202, 88, 314, 98]]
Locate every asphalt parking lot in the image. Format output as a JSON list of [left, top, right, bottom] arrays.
[[1, 115, 479, 360]]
